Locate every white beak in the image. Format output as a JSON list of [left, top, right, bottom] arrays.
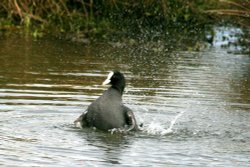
[[102, 72, 114, 85]]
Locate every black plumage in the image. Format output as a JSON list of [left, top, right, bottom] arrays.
[[75, 71, 139, 132]]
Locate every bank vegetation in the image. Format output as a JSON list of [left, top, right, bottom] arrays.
[[0, 1, 249, 37]]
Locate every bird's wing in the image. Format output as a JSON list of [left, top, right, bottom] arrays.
[[124, 110, 137, 131], [74, 110, 88, 128], [122, 105, 140, 132]]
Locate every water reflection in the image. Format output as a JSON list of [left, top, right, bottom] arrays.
[[79, 130, 132, 165]]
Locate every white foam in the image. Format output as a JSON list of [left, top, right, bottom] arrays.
[[161, 111, 185, 135], [144, 111, 185, 135]]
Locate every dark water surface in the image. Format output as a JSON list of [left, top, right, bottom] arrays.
[[0, 35, 249, 166]]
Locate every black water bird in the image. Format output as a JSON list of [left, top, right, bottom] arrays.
[[74, 71, 139, 132]]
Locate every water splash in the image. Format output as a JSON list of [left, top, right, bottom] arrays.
[[144, 111, 185, 135], [161, 111, 185, 135]]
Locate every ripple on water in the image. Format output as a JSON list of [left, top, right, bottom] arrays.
[[0, 35, 250, 166]]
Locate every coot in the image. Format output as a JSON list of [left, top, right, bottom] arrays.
[[74, 71, 139, 132]]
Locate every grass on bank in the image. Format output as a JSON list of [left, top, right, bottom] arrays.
[[0, 0, 249, 39]]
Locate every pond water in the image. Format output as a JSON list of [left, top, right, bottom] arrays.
[[0, 34, 249, 166]]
